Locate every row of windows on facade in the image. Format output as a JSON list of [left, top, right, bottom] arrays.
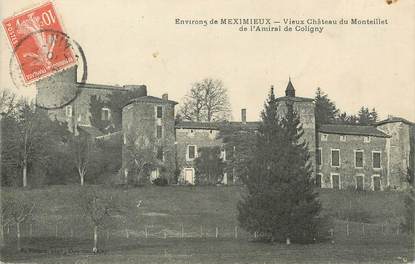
[[186, 145, 231, 161], [315, 173, 382, 191], [125, 144, 226, 165], [65, 105, 164, 121], [320, 133, 372, 143], [316, 148, 381, 169], [65, 105, 111, 121]]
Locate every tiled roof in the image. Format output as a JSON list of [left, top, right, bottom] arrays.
[[276, 96, 314, 103], [77, 83, 128, 91], [175, 121, 221, 130], [375, 116, 414, 126], [96, 131, 123, 142], [175, 121, 261, 130], [77, 83, 147, 92], [318, 124, 390, 138], [225, 121, 261, 130], [124, 96, 178, 107], [77, 125, 104, 138]]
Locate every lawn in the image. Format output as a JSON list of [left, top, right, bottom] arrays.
[[0, 185, 406, 227], [1, 237, 413, 264], [0, 185, 412, 263]]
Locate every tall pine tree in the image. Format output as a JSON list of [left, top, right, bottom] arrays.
[[314, 88, 339, 126], [238, 87, 321, 244]]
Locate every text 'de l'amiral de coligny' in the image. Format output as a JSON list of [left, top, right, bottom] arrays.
[[174, 17, 389, 33]]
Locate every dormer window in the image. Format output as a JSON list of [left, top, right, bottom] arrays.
[[321, 134, 328, 141], [364, 136, 371, 143], [340, 135, 347, 142], [101, 107, 111, 121]]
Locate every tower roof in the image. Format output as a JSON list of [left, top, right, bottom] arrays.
[[285, 77, 295, 97]]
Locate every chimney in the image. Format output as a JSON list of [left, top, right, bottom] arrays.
[[241, 108, 247, 124], [162, 93, 168, 100]]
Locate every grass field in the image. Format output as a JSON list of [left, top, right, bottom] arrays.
[[1, 237, 414, 264], [0, 185, 413, 263]]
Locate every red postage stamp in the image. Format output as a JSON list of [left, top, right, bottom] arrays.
[[2, 1, 76, 84]]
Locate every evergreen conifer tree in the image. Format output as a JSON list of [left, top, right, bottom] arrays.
[[238, 87, 321, 244]]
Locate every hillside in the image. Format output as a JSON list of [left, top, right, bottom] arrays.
[[0, 185, 406, 238]]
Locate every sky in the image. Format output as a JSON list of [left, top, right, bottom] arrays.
[[1, 0, 414, 122]]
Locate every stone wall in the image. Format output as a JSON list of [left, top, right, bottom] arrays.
[[317, 132, 388, 190], [122, 100, 176, 184], [276, 99, 316, 176], [175, 128, 223, 183], [376, 122, 412, 189], [36, 67, 144, 131]]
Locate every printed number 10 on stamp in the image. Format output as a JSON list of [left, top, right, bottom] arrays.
[[2, 1, 76, 84]]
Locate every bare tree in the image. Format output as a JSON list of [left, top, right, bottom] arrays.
[[70, 135, 95, 186], [179, 78, 231, 122], [76, 187, 124, 253], [124, 132, 160, 184], [1, 192, 35, 251], [0, 89, 18, 117], [13, 102, 68, 187]]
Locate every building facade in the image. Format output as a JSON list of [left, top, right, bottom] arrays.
[[37, 68, 414, 190]]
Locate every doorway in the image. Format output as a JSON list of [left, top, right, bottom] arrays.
[[184, 168, 194, 184], [331, 174, 340, 189]]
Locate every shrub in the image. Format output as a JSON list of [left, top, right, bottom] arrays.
[[152, 177, 168, 186]]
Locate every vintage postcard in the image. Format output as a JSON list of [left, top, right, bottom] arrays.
[[0, 0, 414, 263]]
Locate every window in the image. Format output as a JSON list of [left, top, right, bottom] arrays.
[[156, 106, 163, 118], [316, 148, 322, 166], [331, 173, 341, 189], [65, 105, 72, 117], [364, 136, 371, 143], [316, 173, 322, 188], [355, 150, 364, 168], [187, 145, 197, 160], [372, 151, 381, 169], [331, 149, 340, 167], [227, 146, 235, 160], [355, 175, 364, 191], [156, 146, 163, 161], [123, 133, 127, 144], [156, 125, 163, 139], [221, 149, 226, 161], [321, 134, 328, 141], [340, 135, 347, 142], [101, 107, 110, 121]]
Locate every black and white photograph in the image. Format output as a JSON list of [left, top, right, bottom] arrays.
[[0, 0, 414, 263]]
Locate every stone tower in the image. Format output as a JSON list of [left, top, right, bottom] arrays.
[[375, 117, 415, 189], [36, 66, 147, 133], [276, 78, 317, 176], [121, 94, 178, 184]]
